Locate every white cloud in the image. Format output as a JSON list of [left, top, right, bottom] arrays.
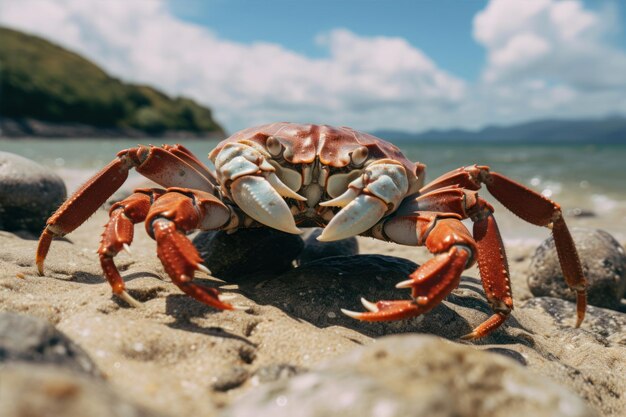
[[474, 0, 626, 90], [1, 0, 626, 133], [0, 0, 465, 132]]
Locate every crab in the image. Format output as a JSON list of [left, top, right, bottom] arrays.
[[35, 122, 587, 339]]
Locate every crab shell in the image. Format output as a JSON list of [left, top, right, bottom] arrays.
[[208, 122, 426, 240]]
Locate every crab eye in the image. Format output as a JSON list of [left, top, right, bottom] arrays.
[[350, 146, 369, 167], [266, 136, 283, 156]]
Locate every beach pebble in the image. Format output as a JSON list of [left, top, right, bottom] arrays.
[[193, 228, 304, 281], [0, 364, 166, 417], [296, 228, 359, 266], [528, 228, 626, 309], [219, 335, 594, 417], [0, 151, 66, 233], [252, 364, 305, 384], [521, 297, 626, 344], [0, 312, 101, 377]]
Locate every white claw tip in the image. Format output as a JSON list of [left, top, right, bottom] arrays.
[[197, 264, 211, 275], [360, 297, 379, 312], [118, 290, 143, 308], [122, 243, 132, 255], [340, 308, 363, 319], [232, 304, 250, 311], [395, 279, 414, 289]]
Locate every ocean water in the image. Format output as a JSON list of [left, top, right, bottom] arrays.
[[1, 138, 625, 243]]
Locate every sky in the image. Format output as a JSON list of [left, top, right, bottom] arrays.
[[2, 0, 626, 134]]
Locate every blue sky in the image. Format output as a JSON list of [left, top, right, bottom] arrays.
[[168, 0, 488, 80], [3, 0, 626, 133], [167, 0, 625, 81]]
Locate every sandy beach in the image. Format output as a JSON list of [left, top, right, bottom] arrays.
[[1, 202, 625, 416]]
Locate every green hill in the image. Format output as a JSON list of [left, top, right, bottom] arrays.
[[0, 26, 224, 136]]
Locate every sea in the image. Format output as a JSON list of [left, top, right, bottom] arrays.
[[2, 138, 625, 244]]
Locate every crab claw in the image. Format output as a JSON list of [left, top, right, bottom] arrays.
[[318, 160, 409, 241], [341, 300, 421, 321], [318, 194, 387, 241], [230, 175, 302, 234]]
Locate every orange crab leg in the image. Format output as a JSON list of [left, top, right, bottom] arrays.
[[162, 144, 217, 186], [36, 145, 216, 275], [36, 157, 133, 274], [464, 209, 514, 339], [145, 188, 234, 310], [98, 188, 164, 306], [421, 165, 587, 327]]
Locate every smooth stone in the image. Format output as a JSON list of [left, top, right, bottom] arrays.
[[0, 151, 66, 232], [296, 228, 359, 266], [220, 335, 595, 417], [242, 254, 507, 341], [192, 228, 304, 281], [0, 364, 167, 417], [528, 228, 626, 309], [520, 297, 626, 344], [0, 312, 101, 377]]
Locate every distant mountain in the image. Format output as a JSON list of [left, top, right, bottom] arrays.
[[0, 27, 224, 138], [373, 117, 626, 144]]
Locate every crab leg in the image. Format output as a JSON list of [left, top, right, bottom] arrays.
[[421, 165, 587, 326], [145, 188, 234, 310], [36, 145, 215, 275], [343, 215, 475, 323], [98, 188, 164, 307]]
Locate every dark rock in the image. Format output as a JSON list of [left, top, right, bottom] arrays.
[[528, 228, 626, 309], [296, 228, 358, 265], [0, 312, 100, 377], [192, 228, 304, 281], [0, 364, 167, 417], [242, 254, 503, 340], [0, 151, 66, 232], [220, 335, 595, 417]]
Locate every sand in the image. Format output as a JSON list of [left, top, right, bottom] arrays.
[[1, 208, 623, 416]]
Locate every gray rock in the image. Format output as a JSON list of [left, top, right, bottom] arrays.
[[520, 297, 626, 344], [0, 151, 66, 232], [296, 228, 358, 265], [0, 364, 167, 417], [528, 228, 626, 309], [242, 254, 509, 341], [220, 335, 596, 417], [0, 312, 101, 377], [192, 228, 304, 281]]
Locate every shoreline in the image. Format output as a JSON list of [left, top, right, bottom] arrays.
[[0, 117, 226, 140]]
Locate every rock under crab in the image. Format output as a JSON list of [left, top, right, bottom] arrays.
[[36, 122, 587, 339]]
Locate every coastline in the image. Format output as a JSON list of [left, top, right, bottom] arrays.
[[0, 117, 226, 140]]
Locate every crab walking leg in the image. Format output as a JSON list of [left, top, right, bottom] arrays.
[[421, 165, 587, 327], [342, 215, 475, 323], [145, 188, 234, 310], [36, 145, 216, 275], [162, 144, 217, 186], [98, 189, 164, 307]]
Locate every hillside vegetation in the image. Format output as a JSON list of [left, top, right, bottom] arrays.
[[0, 27, 224, 135]]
